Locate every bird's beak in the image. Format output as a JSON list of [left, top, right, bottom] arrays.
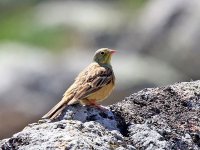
[[110, 49, 116, 54]]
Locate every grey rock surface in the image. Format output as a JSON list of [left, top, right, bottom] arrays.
[[0, 120, 128, 150], [112, 80, 200, 149], [1, 81, 200, 149], [0, 106, 133, 150]]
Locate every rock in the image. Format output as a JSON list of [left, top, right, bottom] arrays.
[[1, 81, 200, 149], [56, 105, 119, 131], [128, 123, 170, 149], [112, 80, 200, 149], [0, 120, 128, 150], [0, 106, 133, 150]]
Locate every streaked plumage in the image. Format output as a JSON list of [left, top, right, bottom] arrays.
[[42, 48, 116, 119]]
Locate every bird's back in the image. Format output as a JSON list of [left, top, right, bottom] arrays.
[[62, 62, 115, 104]]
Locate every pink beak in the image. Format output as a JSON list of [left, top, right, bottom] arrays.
[[110, 49, 116, 54]]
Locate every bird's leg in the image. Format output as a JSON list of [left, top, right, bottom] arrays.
[[89, 99, 107, 111], [89, 99, 99, 107]]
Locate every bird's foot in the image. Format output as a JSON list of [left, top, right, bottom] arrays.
[[90, 103, 108, 112], [86, 99, 108, 111]]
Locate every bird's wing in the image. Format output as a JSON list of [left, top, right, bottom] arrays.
[[73, 63, 114, 100]]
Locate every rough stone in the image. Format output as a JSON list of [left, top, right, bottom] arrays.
[[1, 81, 200, 149]]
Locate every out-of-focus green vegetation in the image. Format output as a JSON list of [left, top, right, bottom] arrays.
[[0, 0, 146, 52], [0, 8, 72, 51], [118, 0, 146, 12]]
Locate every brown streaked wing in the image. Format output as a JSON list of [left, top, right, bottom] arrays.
[[74, 64, 114, 100]]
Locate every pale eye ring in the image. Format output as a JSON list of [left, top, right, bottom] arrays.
[[100, 51, 105, 55]]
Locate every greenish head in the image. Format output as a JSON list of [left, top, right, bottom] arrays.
[[93, 48, 116, 65]]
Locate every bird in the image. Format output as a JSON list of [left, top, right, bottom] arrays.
[[42, 48, 116, 120]]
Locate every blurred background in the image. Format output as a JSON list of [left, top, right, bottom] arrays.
[[1, 0, 200, 139]]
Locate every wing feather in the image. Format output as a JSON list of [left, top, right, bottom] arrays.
[[73, 63, 114, 100]]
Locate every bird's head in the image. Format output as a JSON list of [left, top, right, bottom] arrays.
[[93, 48, 116, 66]]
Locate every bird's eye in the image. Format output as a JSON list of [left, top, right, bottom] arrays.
[[100, 51, 105, 55]]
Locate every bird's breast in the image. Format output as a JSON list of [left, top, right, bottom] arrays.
[[86, 80, 115, 102]]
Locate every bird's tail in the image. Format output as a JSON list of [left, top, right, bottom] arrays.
[[42, 99, 67, 120]]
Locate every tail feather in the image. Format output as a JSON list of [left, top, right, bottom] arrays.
[[42, 100, 66, 120]]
